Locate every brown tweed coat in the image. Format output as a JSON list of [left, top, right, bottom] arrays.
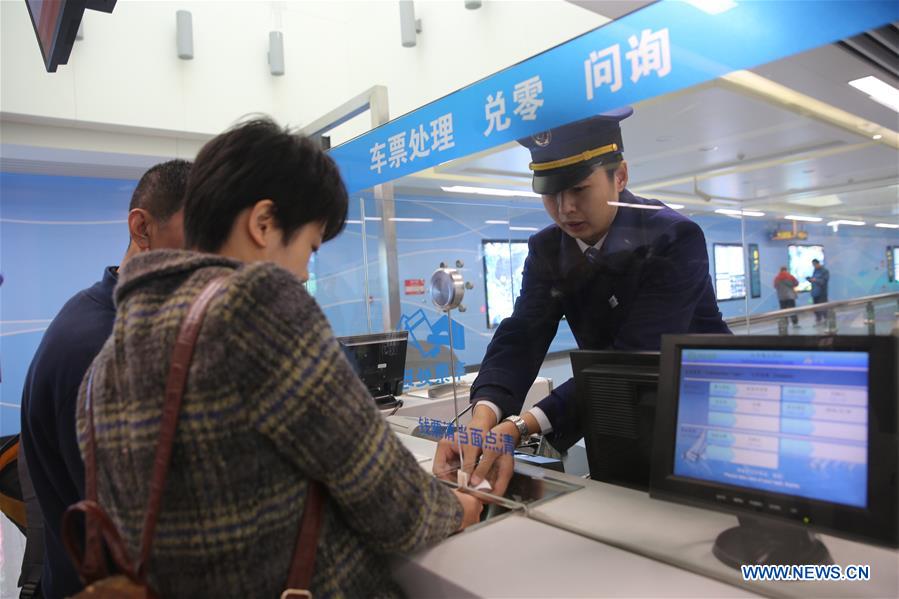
[[76, 250, 462, 598]]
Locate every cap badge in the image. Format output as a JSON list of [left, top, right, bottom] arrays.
[[532, 130, 552, 147]]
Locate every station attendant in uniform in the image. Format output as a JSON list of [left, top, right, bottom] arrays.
[[434, 107, 731, 494]]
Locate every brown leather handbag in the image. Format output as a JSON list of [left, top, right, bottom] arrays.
[[62, 277, 326, 598]]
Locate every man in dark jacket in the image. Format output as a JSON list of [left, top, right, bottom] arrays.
[[807, 258, 830, 324], [18, 159, 191, 599], [434, 108, 730, 494]]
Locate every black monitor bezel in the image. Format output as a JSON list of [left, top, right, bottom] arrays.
[[25, 0, 117, 73], [650, 334, 898, 548], [571, 350, 661, 490], [337, 331, 409, 399]]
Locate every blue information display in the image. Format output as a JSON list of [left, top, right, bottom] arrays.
[[330, 1, 899, 194], [673, 349, 868, 508]]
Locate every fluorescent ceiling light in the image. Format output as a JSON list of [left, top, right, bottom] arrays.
[[485, 219, 510, 225], [345, 219, 363, 224], [683, 0, 737, 15], [364, 216, 380, 221], [826, 220, 866, 230], [442, 185, 540, 198], [784, 215, 823, 222], [664, 203, 685, 210], [608, 201, 663, 210], [787, 194, 842, 208], [874, 223, 899, 229], [848, 76, 899, 112], [509, 226, 539, 232], [714, 208, 765, 217]]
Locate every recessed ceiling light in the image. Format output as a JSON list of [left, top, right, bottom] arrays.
[[784, 215, 823, 222], [872, 134, 883, 140], [389, 217, 433, 223], [664, 203, 685, 210], [509, 226, 539, 232], [875, 223, 899, 229], [848, 76, 899, 112], [826, 219, 866, 228], [442, 185, 540, 198], [485, 220, 510, 225]]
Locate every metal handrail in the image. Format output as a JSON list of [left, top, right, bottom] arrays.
[[725, 291, 899, 328]]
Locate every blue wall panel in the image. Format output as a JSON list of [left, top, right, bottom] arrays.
[[2, 172, 897, 435]]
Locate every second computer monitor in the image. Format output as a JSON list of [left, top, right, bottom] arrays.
[[337, 331, 408, 407], [571, 350, 660, 491]]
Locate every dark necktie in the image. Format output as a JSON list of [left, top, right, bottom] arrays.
[[584, 246, 602, 265]]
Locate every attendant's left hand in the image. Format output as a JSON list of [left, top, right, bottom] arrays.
[[470, 420, 518, 497]]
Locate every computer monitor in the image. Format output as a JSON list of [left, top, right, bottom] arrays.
[[650, 335, 898, 569], [26, 0, 117, 72], [337, 331, 408, 408], [571, 350, 660, 491]]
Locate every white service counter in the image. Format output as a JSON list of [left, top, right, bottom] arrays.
[[394, 434, 899, 599]]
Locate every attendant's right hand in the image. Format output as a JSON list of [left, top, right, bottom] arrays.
[[432, 403, 498, 480], [453, 490, 483, 531]]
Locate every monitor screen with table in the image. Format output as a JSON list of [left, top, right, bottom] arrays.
[[338, 331, 408, 408], [650, 335, 898, 568]]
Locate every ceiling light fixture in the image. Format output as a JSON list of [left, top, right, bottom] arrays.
[[826, 219, 866, 232], [714, 208, 766, 217], [874, 223, 899, 229], [389, 217, 433, 223], [509, 226, 539, 232], [848, 76, 899, 112], [872, 134, 883, 140], [784, 215, 823, 222], [442, 185, 541, 198], [485, 220, 510, 225], [664, 203, 685, 209], [346, 219, 363, 224]]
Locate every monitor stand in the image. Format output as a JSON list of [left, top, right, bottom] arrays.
[[373, 394, 401, 410], [713, 516, 833, 569]]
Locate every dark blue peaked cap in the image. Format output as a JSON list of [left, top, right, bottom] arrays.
[[518, 107, 633, 195]]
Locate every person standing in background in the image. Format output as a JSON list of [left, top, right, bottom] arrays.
[[19, 160, 192, 599], [807, 258, 830, 324], [773, 266, 799, 326]]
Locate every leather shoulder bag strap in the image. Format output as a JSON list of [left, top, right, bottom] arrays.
[[284, 480, 326, 597], [135, 276, 229, 581]]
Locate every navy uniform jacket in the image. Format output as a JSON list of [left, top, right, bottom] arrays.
[[20, 267, 117, 599], [471, 190, 730, 450]]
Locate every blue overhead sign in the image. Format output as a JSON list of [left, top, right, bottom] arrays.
[[330, 0, 899, 194]]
